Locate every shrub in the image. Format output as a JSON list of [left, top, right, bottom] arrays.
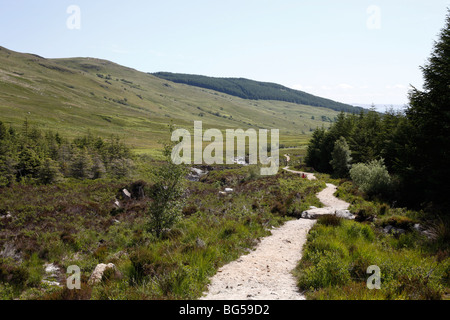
[[350, 159, 392, 196], [146, 140, 187, 238], [318, 214, 343, 227], [297, 251, 351, 289]]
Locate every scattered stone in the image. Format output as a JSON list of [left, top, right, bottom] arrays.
[[224, 188, 234, 193], [122, 189, 131, 199], [114, 199, 121, 208], [219, 191, 227, 195], [42, 263, 62, 287], [0, 243, 22, 262], [187, 167, 207, 181], [0, 212, 12, 220], [309, 206, 317, 209], [45, 263, 60, 275], [41, 280, 61, 287], [88, 263, 121, 285]]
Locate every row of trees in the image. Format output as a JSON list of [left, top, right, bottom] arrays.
[[0, 120, 133, 186], [305, 10, 450, 209], [153, 72, 363, 113]]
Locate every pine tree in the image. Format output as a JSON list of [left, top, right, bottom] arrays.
[[330, 137, 352, 178], [404, 9, 450, 206]]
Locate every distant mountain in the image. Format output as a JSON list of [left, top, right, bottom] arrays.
[[152, 72, 363, 113], [0, 46, 352, 150]]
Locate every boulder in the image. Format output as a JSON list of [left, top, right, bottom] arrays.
[[335, 210, 356, 220], [301, 210, 319, 220], [88, 263, 121, 285]]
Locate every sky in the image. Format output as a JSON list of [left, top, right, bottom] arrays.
[[1, 0, 449, 109]]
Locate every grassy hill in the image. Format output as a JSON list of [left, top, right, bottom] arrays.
[[0, 46, 346, 153], [152, 72, 363, 113]]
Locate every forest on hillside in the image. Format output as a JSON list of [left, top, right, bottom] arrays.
[[152, 72, 363, 113]]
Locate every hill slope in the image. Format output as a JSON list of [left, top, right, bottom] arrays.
[[152, 72, 362, 113], [0, 46, 348, 151]]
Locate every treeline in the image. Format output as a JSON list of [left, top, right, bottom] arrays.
[[305, 11, 450, 210], [152, 72, 363, 113], [305, 108, 448, 208], [0, 120, 133, 186]]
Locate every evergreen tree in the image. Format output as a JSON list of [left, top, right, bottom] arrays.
[[403, 9, 450, 206], [330, 137, 352, 178], [147, 128, 188, 238]]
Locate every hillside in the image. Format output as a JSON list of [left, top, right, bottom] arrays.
[[152, 72, 363, 113], [0, 46, 346, 152]]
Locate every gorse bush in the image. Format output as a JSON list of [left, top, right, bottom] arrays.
[[350, 159, 392, 196]]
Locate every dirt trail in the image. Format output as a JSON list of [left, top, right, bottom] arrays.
[[200, 156, 350, 300]]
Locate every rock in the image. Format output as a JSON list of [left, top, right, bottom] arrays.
[[42, 263, 62, 287], [45, 263, 60, 275], [383, 225, 406, 235], [301, 210, 318, 219], [234, 156, 248, 165], [335, 210, 356, 220], [41, 280, 61, 287], [122, 189, 131, 199], [0, 212, 12, 220], [114, 199, 121, 208], [0, 243, 22, 262], [88, 263, 121, 285], [219, 191, 227, 195], [195, 237, 206, 249], [187, 167, 207, 181], [224, 188, 234, 193], [309, 206, 318, 209]]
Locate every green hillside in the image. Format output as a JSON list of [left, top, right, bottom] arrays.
[[152, 72, 362, 113], [0, 46, 345, 152]]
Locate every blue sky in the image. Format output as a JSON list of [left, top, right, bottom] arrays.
[[1, 0, 449, 107]]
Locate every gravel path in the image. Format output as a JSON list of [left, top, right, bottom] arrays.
[[200, 157, 350, 300]]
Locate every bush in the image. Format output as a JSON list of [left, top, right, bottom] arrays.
[[350, 159, 392, 196], [318, 214, 343, 227]]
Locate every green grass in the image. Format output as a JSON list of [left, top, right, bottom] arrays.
[[0, 46, 338, 152], [0, 164, 324, 300], [293, 179, 450, 300]]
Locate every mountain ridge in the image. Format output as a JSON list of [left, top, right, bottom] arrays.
[[152, 71, 363, 113], [0, 46, 353, 151]]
